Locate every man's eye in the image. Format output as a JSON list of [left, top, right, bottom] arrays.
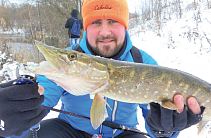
[[110, 20, 117, 23], [92, 20, 101, 24]]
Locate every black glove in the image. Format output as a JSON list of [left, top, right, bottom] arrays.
[[146, 102, 205, 137], [0, 80, 47, 137]]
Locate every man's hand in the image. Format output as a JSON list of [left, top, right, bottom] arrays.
[[174, 94, 201, 114], [0, 80, 47, 137], [38, 85, 44, 95], [146, 94, 205, 137]]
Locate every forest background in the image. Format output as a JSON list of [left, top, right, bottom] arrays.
[[1, 0, 210, 63]]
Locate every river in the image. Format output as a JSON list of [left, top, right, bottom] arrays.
[[0, 33, 43, 63]]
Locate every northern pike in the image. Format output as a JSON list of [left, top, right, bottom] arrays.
[[27, 40, 211, 133]]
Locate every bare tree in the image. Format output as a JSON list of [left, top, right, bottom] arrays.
[[0, 0, 82, 62]]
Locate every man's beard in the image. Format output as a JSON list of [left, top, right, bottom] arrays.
[[90, 36, 123, 58]]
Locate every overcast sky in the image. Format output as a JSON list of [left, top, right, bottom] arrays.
[[8, 0, 25, 4], [8, 0, 139, 13]]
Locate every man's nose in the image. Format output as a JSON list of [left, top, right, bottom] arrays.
[[99, 22, 111, 37]]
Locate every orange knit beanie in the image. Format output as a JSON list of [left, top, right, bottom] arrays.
[[82, 0, 129, 30]]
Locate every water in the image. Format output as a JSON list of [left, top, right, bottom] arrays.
[[0, 33, 30, 42], [0, 33, 43, 62]]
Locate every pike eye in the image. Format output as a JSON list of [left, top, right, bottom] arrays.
[[68, 53, 77, 61]]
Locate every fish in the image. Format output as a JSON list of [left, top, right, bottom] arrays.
[[26, 40, 211, 133]]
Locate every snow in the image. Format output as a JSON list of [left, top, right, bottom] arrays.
[[7, 0, 27, 5], [1, 2, 211, 138]]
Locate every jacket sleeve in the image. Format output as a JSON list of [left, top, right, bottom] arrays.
[[65, 18, 70, 28], [65, 18, 73, 28]]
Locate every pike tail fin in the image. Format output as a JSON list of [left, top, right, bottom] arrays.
[[90, 93, 110, 129], [198, 120, 211, 137]]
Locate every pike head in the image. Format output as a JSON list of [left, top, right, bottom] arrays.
[[28, 40, 110, 96]]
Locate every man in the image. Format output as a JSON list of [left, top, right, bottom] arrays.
[[65, 9, 83, 46], [0, 0, 204, 138]]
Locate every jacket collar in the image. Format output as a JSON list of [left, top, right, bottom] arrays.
[[79, 30, 133, 60]]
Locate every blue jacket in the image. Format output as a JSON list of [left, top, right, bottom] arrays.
[[36, 31, 180, 138]]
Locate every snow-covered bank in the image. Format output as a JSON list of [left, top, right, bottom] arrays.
[[131, 7, 211, 84], [132, 8, 211, 138]]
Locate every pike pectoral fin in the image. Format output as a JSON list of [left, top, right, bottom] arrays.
[[90, 93, 110, 129], [161, 101, 178, 111], [147, 101, 178, 111]]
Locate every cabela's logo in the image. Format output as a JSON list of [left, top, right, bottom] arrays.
[[95, 5, 111, 10]]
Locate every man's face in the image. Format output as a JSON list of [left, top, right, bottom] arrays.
[[86, 19, 126, 58]]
